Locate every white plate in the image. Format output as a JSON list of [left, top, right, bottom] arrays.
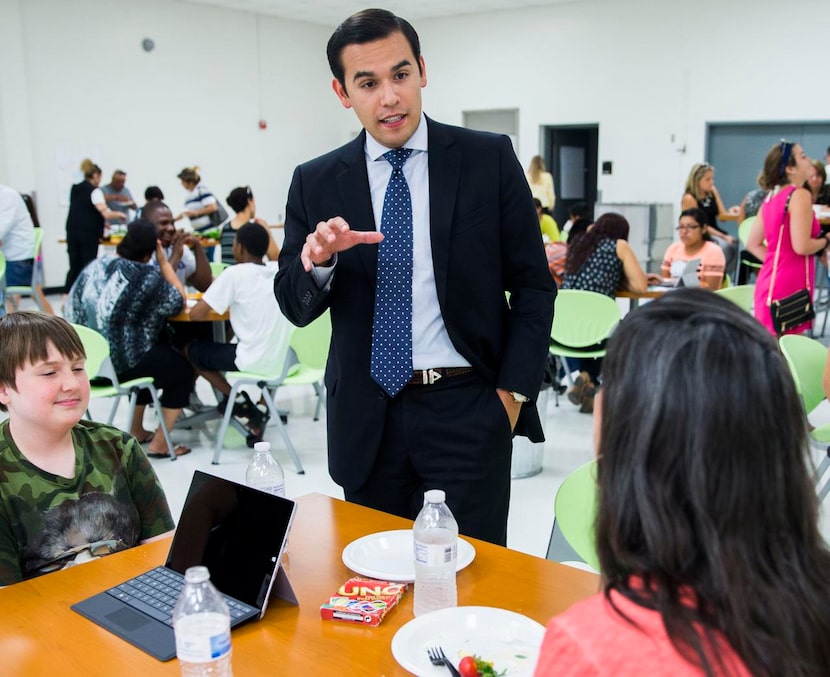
[[342, 530, 475, 582], [391, 606, 545, 676]]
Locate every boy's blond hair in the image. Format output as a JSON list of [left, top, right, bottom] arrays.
[[0, 312, 86, 411]]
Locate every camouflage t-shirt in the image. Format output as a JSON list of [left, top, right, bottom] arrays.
[[0, 419, 174, 585]]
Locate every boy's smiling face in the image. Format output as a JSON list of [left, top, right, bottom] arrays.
[[0, 342, 90, 433]]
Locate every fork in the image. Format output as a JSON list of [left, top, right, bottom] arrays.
[[426, 646, 461, 677]]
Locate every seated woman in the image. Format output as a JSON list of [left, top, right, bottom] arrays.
[[0, 312, 173, 585], [650, 207, 726, 290], [561, 212, 647, 412], [534, 289, 830, 676], [534, 198, 561, 243], [806, 159, 830, 206], [64, 219, 194, 458], [221, 186, 281, 265]]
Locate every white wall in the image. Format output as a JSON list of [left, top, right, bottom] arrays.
[[3, 0, 830, 286]]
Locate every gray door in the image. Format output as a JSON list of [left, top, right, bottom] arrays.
[[707, 122, 830, 223]]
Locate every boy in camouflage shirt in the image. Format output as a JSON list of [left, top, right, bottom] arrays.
[[0, 312, 174, 585]]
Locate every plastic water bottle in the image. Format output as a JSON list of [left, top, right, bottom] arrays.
[[413, 489, 458, 616], [245, 441, 285, 497], [173, 566, 233, 677]]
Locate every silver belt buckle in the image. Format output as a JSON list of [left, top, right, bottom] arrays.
[[420, 369, 443, 385]]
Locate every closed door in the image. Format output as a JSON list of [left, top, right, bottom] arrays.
[[544, 125, 599, 228]]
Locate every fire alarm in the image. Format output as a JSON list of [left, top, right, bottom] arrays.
[[258, 119, 267, 130]]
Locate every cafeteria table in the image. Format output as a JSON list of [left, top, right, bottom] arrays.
[[0, 493, 600, 676]]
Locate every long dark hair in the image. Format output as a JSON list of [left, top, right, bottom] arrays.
[[596, 289, 830, 676], [565, 212, 629, 275]]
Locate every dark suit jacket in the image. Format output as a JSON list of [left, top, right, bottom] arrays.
[[274, 117, 556, 491]]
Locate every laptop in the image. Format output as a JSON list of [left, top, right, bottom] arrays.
[[72, 470, 297, 661], [649, 258, 701, 290]]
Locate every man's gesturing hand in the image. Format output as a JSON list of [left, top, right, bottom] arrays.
[[300, 216, 384, 272]]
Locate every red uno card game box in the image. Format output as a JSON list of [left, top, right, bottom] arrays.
[[320, 577, 407, 626]]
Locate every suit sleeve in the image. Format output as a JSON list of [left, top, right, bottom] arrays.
[[495, 135, 557, 401], [273, 164, 333, 327]]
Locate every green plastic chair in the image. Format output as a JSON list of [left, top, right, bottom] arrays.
[[715, 283, 755, 314], [71, 324, 176, 460], [779, 334, 830, 503], [212, 310, 332, 470], [6, 228, 49, 313], [549, 289, 621, 403], [210, 261, 228, 277], [546, 460, 600, 571], [0, 251, 6, 316], [736, 217, 763, 283]]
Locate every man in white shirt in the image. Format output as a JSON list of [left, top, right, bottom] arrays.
[[0, 185, 36, 315]]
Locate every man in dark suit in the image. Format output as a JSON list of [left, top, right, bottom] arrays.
[[274, 9, 555, 545]]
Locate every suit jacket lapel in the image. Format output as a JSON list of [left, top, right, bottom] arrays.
[[336, 131, 377, 281], [427, 118, 461, 307]]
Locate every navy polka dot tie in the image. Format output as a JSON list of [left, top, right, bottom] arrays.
[[370, 148, 413, 397]]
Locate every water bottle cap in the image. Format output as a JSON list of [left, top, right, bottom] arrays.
[[424, 489, 445, 504], [184, 565, 210, 584], [254, 441, 271, 452]]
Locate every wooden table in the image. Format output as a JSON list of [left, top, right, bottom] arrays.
[[616, 288, 666, 310], [0, 493, 600, 676]]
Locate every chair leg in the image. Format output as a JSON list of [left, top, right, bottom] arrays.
[[312, 382, 325, 421], [212, 382, 242, 464], [261, 385, 305, 475], [106, 397, 121, 425], [145, 386, 175, 460]]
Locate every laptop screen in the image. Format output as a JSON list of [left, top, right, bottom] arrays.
[[164, 471, 295, 610]]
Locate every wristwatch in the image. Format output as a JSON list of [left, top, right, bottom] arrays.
[[510, 391, 529, 403]]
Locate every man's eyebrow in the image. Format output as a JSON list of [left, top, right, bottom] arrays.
[[352, 59, 412, 83]]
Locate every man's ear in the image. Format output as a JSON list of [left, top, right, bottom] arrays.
[[332, 78, 352, 110]]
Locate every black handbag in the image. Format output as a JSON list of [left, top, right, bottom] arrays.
[[766, 190, 815, 334]]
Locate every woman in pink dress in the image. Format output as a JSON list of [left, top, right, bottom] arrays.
[[747, 141, 828, 335]]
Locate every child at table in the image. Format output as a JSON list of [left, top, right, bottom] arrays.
[[0, 312, 174, 586], [186, 223, 292, 422]]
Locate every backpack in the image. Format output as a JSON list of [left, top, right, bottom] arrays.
[[545, 241, 568, 287]]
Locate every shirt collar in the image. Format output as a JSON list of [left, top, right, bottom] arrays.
[[365, 112, 428, 162]]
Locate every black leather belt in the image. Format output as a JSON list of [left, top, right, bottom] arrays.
[[406, 367, 474, 386]]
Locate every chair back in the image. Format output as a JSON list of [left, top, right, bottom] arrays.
[[554, 460, 600, 570], [779, 334, 828, 415], [738, 217, 756, 247], [71, 323, 114, 382], [551, 290, 621, 347], [210, 261, 228, 277], [290, 310, 332, 370], [715, 283, 755, 313]]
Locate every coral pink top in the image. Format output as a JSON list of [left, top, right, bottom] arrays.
[[533, 590, 751, 676]]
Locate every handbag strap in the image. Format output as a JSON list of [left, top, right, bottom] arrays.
[[766, 187, 806, 306]]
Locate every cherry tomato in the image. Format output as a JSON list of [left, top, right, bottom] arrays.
[[458, 655, 480, 677]]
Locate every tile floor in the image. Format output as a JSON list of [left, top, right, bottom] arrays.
[[7, 292, 830, 560]]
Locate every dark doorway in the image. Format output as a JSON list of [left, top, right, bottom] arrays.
[[544, 125, 599, 228]]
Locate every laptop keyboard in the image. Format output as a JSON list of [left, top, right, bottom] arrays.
[[106, 566, 257, 627]]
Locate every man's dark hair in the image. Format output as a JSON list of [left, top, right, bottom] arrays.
[[141, 200, 170, 224], [326, 9, 421, 90], [144, 185, 164, 201], [235, 222, 269, 259]]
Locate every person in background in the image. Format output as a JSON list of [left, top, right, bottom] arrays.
[[101, 170, 136, 228], [0, 311, 174, 586], [0, 185, 36, 315], [562, 202, 592, 244], [135, 186, 164, 220], [64, 219, 193, 458], [805, 159, 830, 206], [747, 141, 827, 336], [143, 201, 211, 292], [649, 207, 726, 290], [824, 146, 830, 184], [534, 198, 560, 243], [20, 194, 40, 228], [534, 290, 830, 677], [186, 223, 291, 430], [222, 186, 280, 265], [274, 9, 554, 546], [526, 154, 555, 213], [175, 167, 221, 260], [64, 159, 127, 292], [561, 212, 647, 413], [681, 163, 738, 273]]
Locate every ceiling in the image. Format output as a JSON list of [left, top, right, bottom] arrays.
[[173, 0, 582, 27]]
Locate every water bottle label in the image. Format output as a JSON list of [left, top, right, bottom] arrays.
[[174, 614, 231, 663], [414, 541, 457, 566]]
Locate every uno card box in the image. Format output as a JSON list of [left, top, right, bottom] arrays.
[[320, 577, 407, 627]]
